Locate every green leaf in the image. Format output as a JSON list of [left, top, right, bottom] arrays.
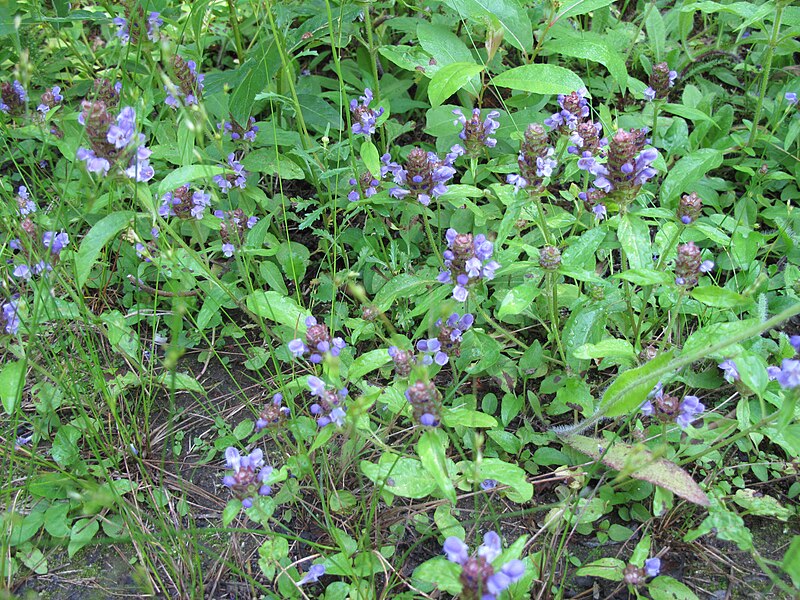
[[614, 269, 674, 286], [557, 0, 615, 19], [565, 435, 710, 506], [241, 150, 304, 179], [645, 5, 666, 61], [157, 165, 227, 196], [157, 372, 205, 393], [297, 94, 343, 132], [477, 458, 534, 503], [442, 407, 498, 428], [246, 291, 310, 332], [360, 141, 381, 178], [230, 40, 279, 124], [573, 338, 636, 362], [417, 23, 479, 95], [360, 455, 437, 499], [732, 489, 793, 521], [659, 149, 723, 208], [68, 518, 99, 558], [0, 359, 25, 415], [600, 350, 675, 417], [413, 558, 462, 595], [443, 0, 533, 52], [492, 64, 585, 96], [378, 45, 435, 74], [782, 535, 800, 588], [575, 557, 625, 581], [497, 281, 541, 319], [661, 103, 718, 126], [690, 286, 752, 309], [373, 275, 430, 311], [417, 430, 457, 505], [74, 211, 134, 289], [428, 62, 484, 107], [617, 214, 652, 271], [349, 349, 391, 380], [648, 576, 700, 600], [222, 499, 242, 526], [542, 29, 627, 89]]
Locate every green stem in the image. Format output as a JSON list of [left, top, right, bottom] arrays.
[[532, 193, 554, 245], [547, 272, 567, 364], [746, 2, 784, 147], [225, 0, 245, 63], [423, 211, 443, 265], [474, 302, 529, 351]]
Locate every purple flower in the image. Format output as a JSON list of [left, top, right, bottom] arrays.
[[0, 80, 27, 115], [37, 86, 62, 115], [439, 229, 500, 301], [298, 563, 325, 586], [789, 335, 800, 354], [645, 557, 661, 577], [645, 63, 678, 101], [719, 359, 740, 383], [443, 532, 525, 599], [13, 264, 32, 280], [113, 16, 130, 42], [348, 171, 381, 202], [213, 153, 247, 193], [256, 393, 291, 429], [350, 88, 384, 137], [165, 56, 205, 108], [42, 231, 69, 256], [382, 148, 456, 206], [643, 87, 657, 102], [676, 395, 705, 428], [453, 108, 500, 155], [784, 92, 797, 105], [222, 447, 273, 509], [16, 186, 36, 216], [775, 359, 800, 389], [544, 89, 590, 131], [190, 190, 211, 219], [405, 380, 442, 427], [480, 479, 498, 490], [2, 301, 20, 335], [288, 339, 307, 357], [219, 116, 259, 142], [307, 377, 348, 428]]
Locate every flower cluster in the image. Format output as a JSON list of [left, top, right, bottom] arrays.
[[453, 108, 499, 156], [288, 316, 346, 364], [718, 359, 739, 383], [539, 245, 562, 271], [113, 9, 162, 44], [416, 312, 474, 366], [93, 78, 121, 107], [768, 360, 800, 389], [134, 227, 160, 262], [623, 557, 661, 586], [307, 376, 347, 428], [77, 102, 154, 182], [214, 208, 258, 257], [644, 62, 678, 102], [158, 185, 212, 220], [405, 380, 442, 427], [12, 229, 70, 281], [348, 170, 380, 202], [507, 123, 557, 191], [678, 191, 703, 225], [15, 186, 36, 217], [674, 241, 714, 287], [641, 384, 705, 429], [1, 300, 20, 335], [1, 80, 27, 115], [222, 447, 273, 509], [382, 148, 456, 206], [165, 55, 205, 108], [213, 153, 247, 193], [387, 346, 417, 378], [567, 119, 606, 157], [443, 532, 525, 600], [438, 229, 500, 301], [218, 116, 258, 142], [350, 88, 384, 137], [255, 393, 291, 430], [37, 86, 63, 116], [577, 128, 657, 206], [544, 89, 590, 131]]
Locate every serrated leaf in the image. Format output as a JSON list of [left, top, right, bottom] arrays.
[[428, 62, 484, 107], [565, 435, 710, 506], [492, 64, 585, 96], [600, 350, 675, 417], [417, 430, 457, 505], [74, 211, 134, 289]]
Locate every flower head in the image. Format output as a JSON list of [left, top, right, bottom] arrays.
[[675, 241, 713, 287], [1, 300, 20, 335], [1, 80, 28, 115], [348, 170, 381, 202], [405, 380, 442, 427], [221, 447, 273, 509], [382, 148, 456, 206], [719, 359, 740, 383], [678, 191, 703, 225], [644, 62, 678, 102], [298, 563, 326, 586], [350, 88, 384, 137], [439, 230, 500, 301], [165, 56, 205, 108], [507, 123, 556, 192], [42, 231, 69, 256], [640, 384, 704, 429], [256, 393, 291, 429], [37, 86, 63, 115], [287, 316, 346, 363], [453, 108, 500, 156], [544, 89, 590, 131], [443, 532, 525, 599], [218, 116, 259, 142], [214, 208, 257, 255], [772, 359, 800, 389], [786, 92, 798, 105], [307, 377, 348, 428], [213, 153, 247, 192]]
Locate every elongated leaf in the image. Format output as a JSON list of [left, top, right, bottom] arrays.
[[600, 350, 674, 417], [0, 360, 26, 415], [565, 435, 710, 506], [497, 282, 541, 319], [417, 430, 457, 505], [443, 0, 532, 52], [557, 0, 615, 19], [246, 291, 310, 333], [617, 214, 652, 271], [75, 211, 134, 289], [360, 141, 381, 178], [349, 349, 391, 380], [659, 149, 723, 208], [297, 94, 343, 132], [691, 286, 752, 309], [230, 40, 279, 124], [492, 64, 585, 96], [417, 23, 480, 96], [373, 275, 430, 311], [157, 165, 227, 195], [428, 62, 484, 107]]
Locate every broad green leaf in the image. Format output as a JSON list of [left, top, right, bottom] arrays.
[[561, 227, 606, 270], [497, 281, 541, 319], [562, 301, 607, 372], [645, 5, 666, 61], [157, 372, 205, 393], [443, 0, 533, 52], [614, 269, 674, 286], [413, 558, 462, 594], [782, 535, 800, 588], [349, 349, 391, 380], [246, 291, 311, 332], [222, 499, 242, 526], [68, 518, 99, 558], [557, 0, 615, 19], [492, 64, 585, 96], [600, 350, 675, 417], [297, 94, 343, 132], [564, 435, 710, 506], [360, 455, 437, 499], [0, 359, 25, 415], [661, 103, 718, 126], [573, 338, 636, 361], [74, 211, 134, 289], [690, 286, 752, 309], [575, 558, 625, 581], [732, 489, 793, 521], [378, 45, 437, 74], [477, 458, 534, 503], [230, 40, 280, 124], [617, 214, 652, 271], [157, 165, 227, 196], [417, 23, 479, 95], [428, 62, 484, 107], [242, 150, 304, 179], [659, 149, 723, 208], [373, 274, 430, 311], [542, 29, 627, 89], [434, 505, 465, 538], [417, 430, 457, 505], [649, 576, 700, 600], [442, 407, 498, 428], [360, 141, 381, 178]]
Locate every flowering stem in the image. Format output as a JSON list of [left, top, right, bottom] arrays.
[[474, 302, 528, 351], [651, 100, 661, 148], [225, 0, 245, 63], [532, 193, 554, 245], [422, 211, 443, 265], [746, 2, 784, 148], [546, 272, 567, 365]]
